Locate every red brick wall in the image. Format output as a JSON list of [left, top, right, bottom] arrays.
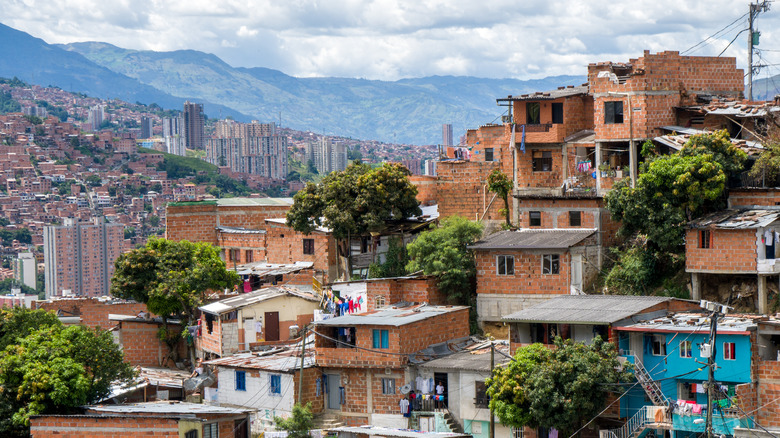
[[516, 146, 564, 189], [31, 416, 180, 438], [265, 222, 337, 283], [365, 277, 447, 310], [511, 94, 593, 140], [728, 189, 780, 208], [410, 175, 438, 206], [589, 51, 743, 141], [118, 320, 186, 368], [293, 367, 325, 413], [165, 201, 292, 245], [435, 160, 505, 222], [316, 307, 469, 368], [35, 298, 149, 329], [475, 249, 571, 296], [200, 313, 224, 356], [217, 231, 266, 264], [755, 360, 780, 428], [685, 228, 757, 272]]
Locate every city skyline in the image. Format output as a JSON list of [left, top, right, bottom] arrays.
[[0, 1, 775, 81]]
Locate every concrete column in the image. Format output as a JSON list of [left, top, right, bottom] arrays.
[[691, 273, 701, 301], [595, 142, 602, 194], [758, 275, 768, 315]]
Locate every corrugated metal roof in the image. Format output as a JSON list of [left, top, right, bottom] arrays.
[[216, 198, 293, 206], [314, 304, 469, 327], [328, 426, 470, 437], [689, 209, 780, 229], [206, 350, 315, 372], [502, 295, 674, 324], [87, 401, 251, 415], [468, 228, 596, 251], [199, 286, 319, 315], [265, 217, 331, 233], [417, 341, 511, 372], [235, 261, 314, 276], [216, 225, 266, 234], [616, 312, 760, 334], [496, 85, 589, 102], [654, 127, 764, 155], [681, 100, 780, 118]]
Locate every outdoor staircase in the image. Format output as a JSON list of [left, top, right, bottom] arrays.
[[630, 356, 671, 408], [442, 409, 465, 434], [601, 356, 673, 438], [313, 412, 345, 431]]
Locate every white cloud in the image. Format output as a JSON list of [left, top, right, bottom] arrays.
[[0, 0, 774, 80]]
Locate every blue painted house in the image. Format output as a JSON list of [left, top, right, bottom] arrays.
[[610, 313, 760, 438]]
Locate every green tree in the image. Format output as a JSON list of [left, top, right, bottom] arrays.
[[405, 216, 483, 305], [273, 403, 314, 438], [286, 162, 421, 277], [487, 337, 631, 436], [148, 215, 161, 227], [487, 168, 513, 227], [110, 238, 240, 361], [124, 227, 136, 239], [679, 129, 747, 177], [85, 174, 102, 187], [368, 237, 409, 278], [0, 307, 60, 351], [0, 323, 134, 434]]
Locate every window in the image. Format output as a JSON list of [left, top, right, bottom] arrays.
[[245, 250, 253, 263], [475, 381, 489, 408], [382, 378, 396, 394], [680, 340, 692, 358], [373, 329, 389, 349], [724, 342, 736, 360], [542, 254, 560, 275], [526, 102, 541, 124], [497, 255, 515, 276], [532, 151, 552, 172], [375, 295, 386, 309], [652, 334, 667, 356], [204, 423, 218, 438], [184, 430, 198, 438], [605, 101, 624, 124], [235, 370, 246, 391], [269, 374, 282, 395], [529, 211, 541, 227], [699, 230, 711, 249], [484, 148, 494, 162], [569, 211, 581, 227], [551, 102, 564, 124], [303, 238, 315, 255], [512, 427, 525, 438]]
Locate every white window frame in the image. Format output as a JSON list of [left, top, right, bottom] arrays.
[[724, 342, 736, 360], [651, 334, 666, 356], [679, 340, 692, 358], [381, 378, 395, 395], [497, 255, 515, 276]]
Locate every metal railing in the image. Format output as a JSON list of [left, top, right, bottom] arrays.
[[600, 406, 650, 438], [630, 355, 671, 408]]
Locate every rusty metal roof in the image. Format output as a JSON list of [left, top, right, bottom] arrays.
[[313, 303, 469, 327], [497, 85, 589, 102], [235, 261, 314, 276], [468, 228, 596, 251], [655, 127, 764, 155], [689, 209, 780, 229], [681, 99, 780, 118], [199, 286, 319, 315], [205, 349, 315, 372]]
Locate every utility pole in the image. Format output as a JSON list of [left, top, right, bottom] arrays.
[[705, 310, 718, 438], [747, 1, 770, 101], [490, 341, 496, 438]]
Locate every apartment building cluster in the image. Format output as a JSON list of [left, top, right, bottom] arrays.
[[304, 136, 349, 174], [205, 120, 289, 181]]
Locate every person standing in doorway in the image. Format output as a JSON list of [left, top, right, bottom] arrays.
[[435, 381, 444, 410]]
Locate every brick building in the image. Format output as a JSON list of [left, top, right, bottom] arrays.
[[686, 209, 780, 314], [469, 228, 599, 333], [111, 314, 187, 368], [198, 286, 321, 357], [30, 402, 251, 438], [35, 296, 148, 329], [313, 304, 470, 427]]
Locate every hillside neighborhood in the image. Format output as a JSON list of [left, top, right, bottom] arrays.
[[5, 48, 780, 438]]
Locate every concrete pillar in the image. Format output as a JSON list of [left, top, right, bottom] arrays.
[[758, 275, 768, 315], [595, 142, 602, 194], [691, 273, 701, 301]]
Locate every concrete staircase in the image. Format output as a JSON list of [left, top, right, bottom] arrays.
[[313, 412, 345, 431], [442, 409, 465, 434]]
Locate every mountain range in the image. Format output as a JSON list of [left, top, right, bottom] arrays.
[[0, 22, 590, 144], [7, 23, 779, 144]]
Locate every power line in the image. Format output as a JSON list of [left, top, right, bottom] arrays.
[[718, 29, 749, 57], [681, 13, 749, 55]]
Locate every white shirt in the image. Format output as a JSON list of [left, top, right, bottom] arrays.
[[436, 384, 444, 395]]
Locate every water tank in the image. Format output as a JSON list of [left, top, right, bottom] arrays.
[[289, 325, 300, 338], [700, 343, 711, 358]]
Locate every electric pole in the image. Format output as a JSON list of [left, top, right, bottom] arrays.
[[490, 341, 495, 438], [705, 310, 718, 438], [747, 0, 770, 101]]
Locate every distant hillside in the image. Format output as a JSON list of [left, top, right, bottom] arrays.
[[751, 75, 780, 101], [0, 23, 250, 122], [59, 41, 585, 144]]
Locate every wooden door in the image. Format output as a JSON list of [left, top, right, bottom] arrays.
[[264, 311, 280, 341]]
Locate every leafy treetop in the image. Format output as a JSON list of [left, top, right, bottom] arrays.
[[273, 403, 314, 438], [286, 162, 421, 240], [487, 337, 631, 436], [487, 168, 513, 227]]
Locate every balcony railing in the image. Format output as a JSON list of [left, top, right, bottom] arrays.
[[523, 123, 553, 132]]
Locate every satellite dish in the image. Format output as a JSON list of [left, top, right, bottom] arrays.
[[401, 384, 412, 394]]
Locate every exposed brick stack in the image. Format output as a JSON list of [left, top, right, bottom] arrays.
[[365, 276, 446, 311], [265, 221, 337, 282], [35, 297, 148, 329], [30, 416, 180, 438], [685, 228, 757, 273], [475, 249, 571, 296], [116, 319, 186, 368], [435, 161, 504, 222]]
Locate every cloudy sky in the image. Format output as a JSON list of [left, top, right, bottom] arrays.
[[1, 0, 778, 81]]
